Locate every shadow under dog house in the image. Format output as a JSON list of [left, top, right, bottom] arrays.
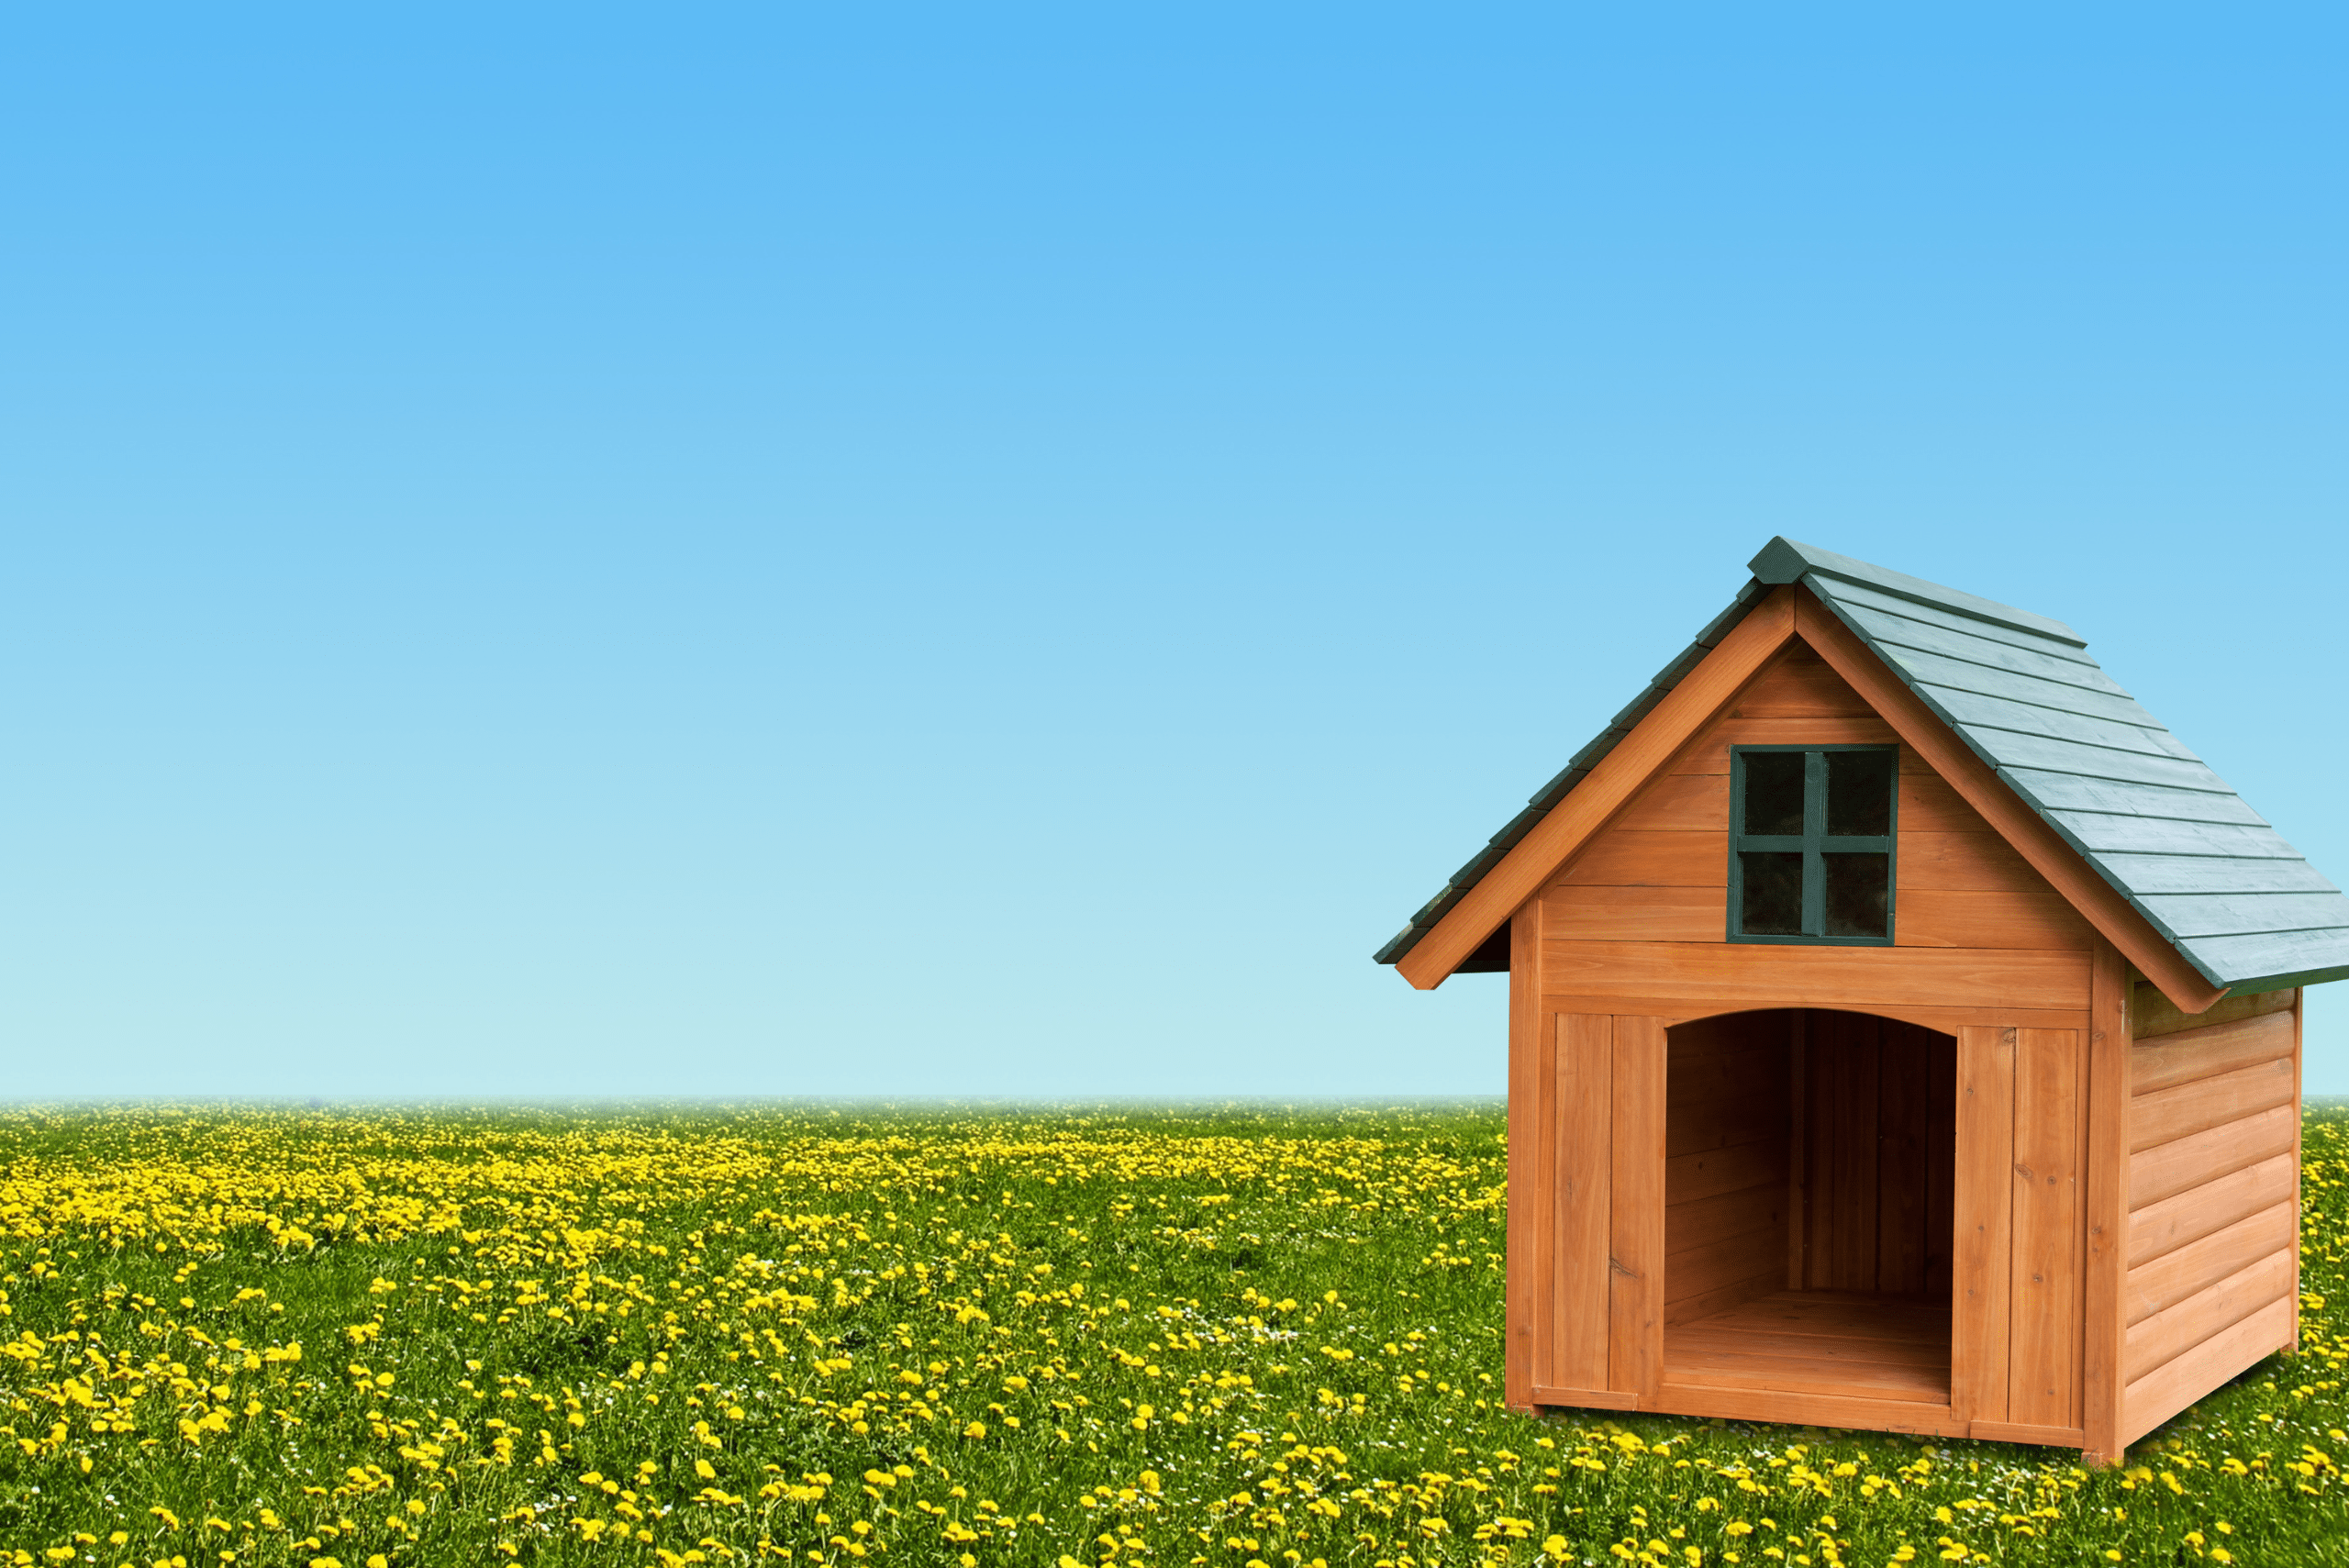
[[1375, 538, 2345, 1463]]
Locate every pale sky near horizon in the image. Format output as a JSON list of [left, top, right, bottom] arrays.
[[4, 6, 2346, 1099]]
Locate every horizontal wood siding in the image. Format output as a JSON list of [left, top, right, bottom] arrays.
[[1541, 940, 2090, 1015], [1542, 639, 2095, 976], [1664, 1014, 1790, 1326], [2130, 982, 2294, 1041], [2118, 998, 2300, 1442]]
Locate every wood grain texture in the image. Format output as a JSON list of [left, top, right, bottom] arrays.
[[1541, 884, 1723, 942], [1503, 905, 1544, 1410], [1645, 1384, 1968, 1437], [1720, 643, 1876, 715], [2130, 1010, 2295, 1095], [2122, 1250, 2294, 1385], [1541, 940, 2092, 1014], [1953, 1026, 2016, 1427], [2082, 940, 2130, 1466], [1969, 1420, 2087, 1447], [2128, 1056, 2297, 1153], [1667, 1046, 1786, 1157], [2127, 1152, 2296, 1268], [1667, 1180, 1787, 1257], [1537, 993, 2091, 1037], [2121, 1295, 2292, 1446], [1667, 716, 1903, 770], [1397, 589, 1798, 987], [1925, 1028, 1957, 1297], [1898, 772, 1991, 834], [1667, 1008, 1779, 1062], [1787, 1012, 1808, 1290], [1876, 1021, 1932, 1294], [1608, 773, 1728, 834], [1529, 1385, 1642, 1411], [2129, 982, 2292, 1041], [2292, 990, 2302, 1351], [1663, 1344, 1949, 1400], [1667, 1137, 1792, 1208], [1554, 1013, 1613, 1392], [1609, 1015, 1668, 1399], [2127, 1104, 2298, 1212], [1806, 1010, 1882, 1292], [1793, 589, 2228, 1016], [2123, 1202, 2295, 1326], [1896, 888, 2096, 951], [1553, 832, 1725, 888], [2009, 1027, 2082, 1429], [1896, 833, 2045, 893], [1665, 1226, 1787, 1318]]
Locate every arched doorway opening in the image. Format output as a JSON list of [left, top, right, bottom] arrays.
[[1664, 1008, 1955, 1405]]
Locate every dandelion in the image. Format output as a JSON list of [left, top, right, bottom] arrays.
[[0, 1102, 2333, 1565]]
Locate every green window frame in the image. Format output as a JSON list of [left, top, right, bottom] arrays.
[[1727, 744, 1899, 945]]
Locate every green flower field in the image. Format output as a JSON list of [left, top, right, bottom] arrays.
[[0, 1103, 2340, 1568]]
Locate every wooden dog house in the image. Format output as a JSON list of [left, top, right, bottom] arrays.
[[1376, 539, 2345, 1462]]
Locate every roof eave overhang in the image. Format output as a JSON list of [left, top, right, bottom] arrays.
[[1388, 586, 1801, 988]]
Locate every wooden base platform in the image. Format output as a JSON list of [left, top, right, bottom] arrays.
[[1664, 1290, 1952, 1406]]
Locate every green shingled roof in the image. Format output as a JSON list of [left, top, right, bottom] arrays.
[[1375, 537, 2349, 995]]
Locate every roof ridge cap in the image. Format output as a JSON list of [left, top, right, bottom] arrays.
[[1750, 536, 2087, 648]]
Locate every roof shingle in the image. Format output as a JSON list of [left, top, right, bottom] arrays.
[[1375, 537, 2349, 995]]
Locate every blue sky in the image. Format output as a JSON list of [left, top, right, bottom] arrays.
[[3, 6, 2343, 1097]]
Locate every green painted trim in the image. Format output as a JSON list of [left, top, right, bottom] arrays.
[[1726, 744, 1899, 948]]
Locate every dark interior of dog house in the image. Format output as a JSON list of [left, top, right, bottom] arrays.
[[1663, 1009, 1958, 1404]]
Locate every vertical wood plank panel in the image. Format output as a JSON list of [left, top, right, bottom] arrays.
[[1878, 1022, 1931, 1294], [1530, 1010, 1559, 1394], [1808, 1011, 1883, 1291], [1554, 1013, 1613, 1390], [2082, 941, 2130, 1464], [1504, 904, 1542, 1410], [2010, 1027, 2083, 1428], [1954, 1025, 2015, 1425], [1787, 1010, 1808, 1289], [1926, 1029, 1957, 1297], [1609, 1014, 1668, 1401]]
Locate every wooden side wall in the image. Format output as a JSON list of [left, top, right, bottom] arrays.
[[1664, 1014, 1790, 1327], [2118, 988, 2300, 1446]]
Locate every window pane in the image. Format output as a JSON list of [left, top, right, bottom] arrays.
[[1823, 851, 1890, 938], [1739, 851, 1805, 935], [1826, 749, 1895, 836], [1742, 751, 1807, 836]]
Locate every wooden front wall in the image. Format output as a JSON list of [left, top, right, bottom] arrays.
[[1502, 638, 2301, 1458], [1539, 645, 2097, 1027]]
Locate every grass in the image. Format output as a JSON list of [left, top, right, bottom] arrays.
[[0, 1100, 2340, 1568]]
